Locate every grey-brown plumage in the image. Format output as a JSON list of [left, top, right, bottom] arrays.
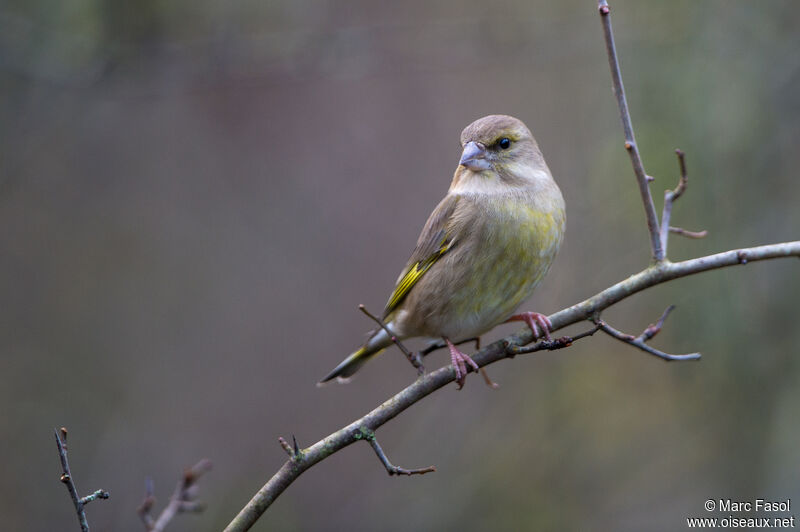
[[321, 115, 565, 386]]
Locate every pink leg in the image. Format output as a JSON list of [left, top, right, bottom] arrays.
[[506, 312, 552, 341], [445, 338, 479, 390]]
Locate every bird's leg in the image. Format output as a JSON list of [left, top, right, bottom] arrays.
[[420, 337, 478, 358], [445, 338, 479, 390], [506, 312, 552, 341]]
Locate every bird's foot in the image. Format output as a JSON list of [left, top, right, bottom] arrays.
[[506, 312, 552, 341], [445, 338, 479, 390]]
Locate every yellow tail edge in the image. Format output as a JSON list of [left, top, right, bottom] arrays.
[[318, 346, 385, 384]]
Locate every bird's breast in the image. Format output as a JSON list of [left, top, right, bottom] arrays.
[[408, 190, 565, 340]]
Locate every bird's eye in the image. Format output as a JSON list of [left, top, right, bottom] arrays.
[[498, 137, 511, 150]]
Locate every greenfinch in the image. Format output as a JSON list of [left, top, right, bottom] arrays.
[[320, 115, 565, 388]]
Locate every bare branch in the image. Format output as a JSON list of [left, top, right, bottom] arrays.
[[505, 325, 600, 356], [355, 428, 436, 476], [638, 304, 674, 342], [138, 459, 212, 532], [278, 437, 295, 459], [591, 305, 699, 361], [359, 304, 423, 374], [54, 427, 110, 532], [137, 479, 156, 531], [222, 5, 800, 530], [594, 317, 701, 362], [278, 436, 303, 461], [223, 240, 800, 532], [659, 149, 708, 253], [598, 0, 664, 261], [670, 227, 708, 239]]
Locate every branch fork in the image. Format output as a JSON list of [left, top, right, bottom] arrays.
[[137, 459, 212, 532], [221, 3, 800, 529], [659, 150, 708, 256], [278, 435, 302, 461], [593, 306, 701, 361], [505, 325, 600, 357], [355, 427, 436, 476], [54, 427, 110, 532], [600, 2, 709, 262]]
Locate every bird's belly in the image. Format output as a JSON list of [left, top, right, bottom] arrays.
[[418, 202, 563, 340]]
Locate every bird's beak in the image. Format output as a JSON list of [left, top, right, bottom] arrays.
[[459, 141, 491, 171]]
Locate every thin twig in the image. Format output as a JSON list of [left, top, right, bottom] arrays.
[[357, 428, 436, 476], [638, 304, 675, 342], [278, 437, 295, 459], [359, 304, 423, 374], [55, 427, 110, 532], [278, 436, 302, 460], [223, 241, 800, 532], [505, 325, 600, 356], [598, 0, 664, 261], [138, 459, 212, 532], [660, 149, 707, 253], [223, 6, 800, 529], [670, 227, 708, 239], [137, 479, 156, 531], [593, 308, 701, 361]]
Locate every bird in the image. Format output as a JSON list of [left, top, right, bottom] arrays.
[[320, 115, 565, 388]]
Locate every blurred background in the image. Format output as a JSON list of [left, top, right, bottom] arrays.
[[1, 0, 799, 530]]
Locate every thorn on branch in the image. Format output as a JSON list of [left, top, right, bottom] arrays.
[[468, 338, 500, 388], [55, 427, 109, 532], [359, 304, 424, 375], [479, 368, 500, 389], [278, 436, 303, 461], [358, 427, 436, 476], [138, 459, 212, 532], [592, 310, 701, 362]]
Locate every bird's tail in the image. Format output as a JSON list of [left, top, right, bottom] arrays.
[[318, 328, 393, 383]]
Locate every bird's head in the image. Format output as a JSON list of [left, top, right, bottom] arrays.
[[454, 115, 549, 191]]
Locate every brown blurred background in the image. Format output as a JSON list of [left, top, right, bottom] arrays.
[[2, 1, 799, 530]]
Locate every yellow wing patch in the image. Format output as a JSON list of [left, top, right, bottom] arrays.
[[385, 239, 450, 314]]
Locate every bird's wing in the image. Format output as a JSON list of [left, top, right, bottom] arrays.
[[383, 194, 460, 317]]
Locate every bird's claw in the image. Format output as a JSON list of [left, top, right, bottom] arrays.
[[446, 339, 479, 389], [507, 312, 552, 341]]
